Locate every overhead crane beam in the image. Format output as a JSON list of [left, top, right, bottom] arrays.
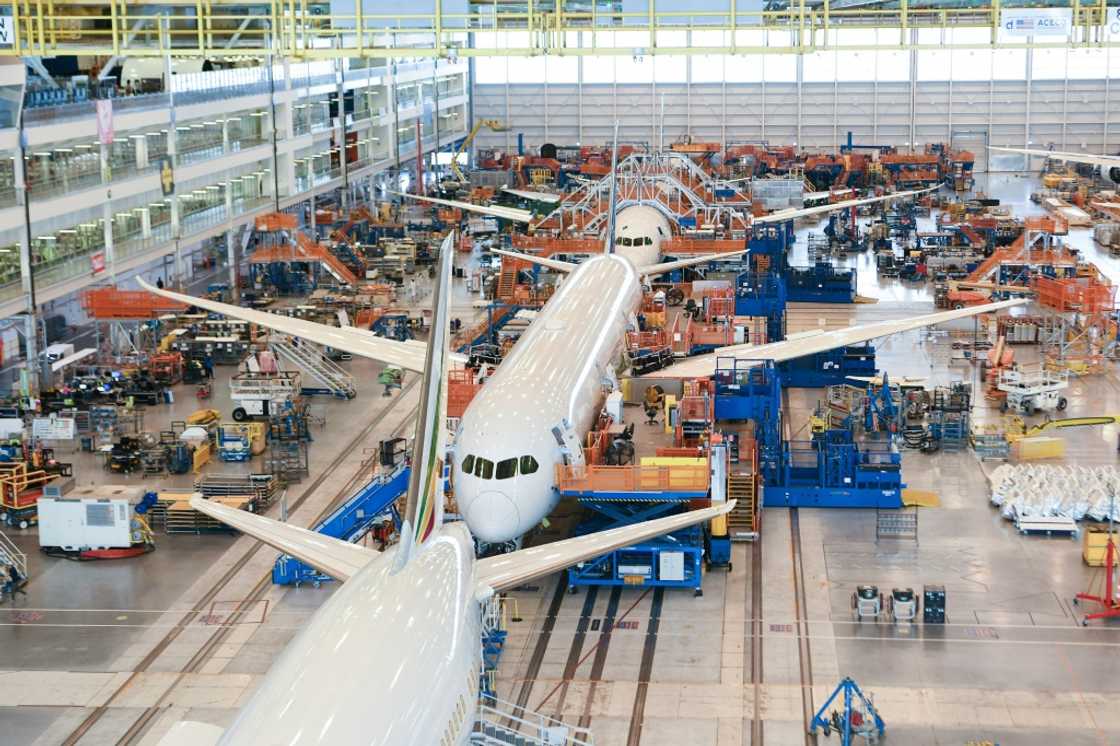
[[3, 3, 1118, 59]]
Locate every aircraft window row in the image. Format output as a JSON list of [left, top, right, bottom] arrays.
[[616, 236, 654, 247], [460, 454, 539, 479], [441, 694, 470, 746]]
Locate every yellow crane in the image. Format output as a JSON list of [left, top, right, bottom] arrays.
[[1004, 415, 1120, 442], [450, 119, 507, 183]]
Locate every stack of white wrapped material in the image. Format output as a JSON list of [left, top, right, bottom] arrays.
[[990, 464, 1120, 522]]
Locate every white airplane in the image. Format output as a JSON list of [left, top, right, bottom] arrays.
[[158, 234, 733, 746], [989, 146, 1120, 186], [141, 162, 1013, 548]]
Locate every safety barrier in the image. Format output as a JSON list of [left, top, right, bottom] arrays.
[[556, 463, 709, 494]]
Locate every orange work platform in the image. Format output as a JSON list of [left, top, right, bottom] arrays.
[[447, 369, 482, 418], [255, 212, 299, 232], [81, 287, 189, 319], [555, 463, 710, 494], [1032, 275, 1116, 313]]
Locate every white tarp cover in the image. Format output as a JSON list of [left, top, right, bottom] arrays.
[[990, 464, 1120, 522]]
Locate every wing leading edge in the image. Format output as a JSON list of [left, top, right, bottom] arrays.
[[474, 501, 733, 593], [662, 298, 1027, 378], [190, 495, 378, 582], [988, 146, 1120, 170], [136, 279, 462, 372]]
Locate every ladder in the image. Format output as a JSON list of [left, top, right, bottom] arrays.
[[0, 528, 28, 596], [270, 338, 357, 399], [727, 471, 758, 540]]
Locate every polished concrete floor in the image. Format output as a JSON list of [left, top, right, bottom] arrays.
[[4, 176, 1120, 745]]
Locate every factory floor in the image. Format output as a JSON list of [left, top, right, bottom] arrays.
[[0, 248, 492, 745], [4, 177, 1120, 746]]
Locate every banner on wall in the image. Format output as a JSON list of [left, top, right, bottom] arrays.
[[90, 250, 105, 275], [1001, 8, 1073, 37], [96, 99, 114, 145]]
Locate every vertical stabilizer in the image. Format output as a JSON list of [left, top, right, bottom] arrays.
[[402, 230, 455, 546], [604, 120, 621, 255]]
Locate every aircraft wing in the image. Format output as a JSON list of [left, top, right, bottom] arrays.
[[989, 146, 1120, 170], [661, 298, 1026, 378], [136, 278, 459, 372], [474, 501, 733, 593], [501, 187, 563, 204], [491, 247, 576, 273], [754, 186, 936, 224], [190, 495, 378, 582], [392, 190, 534, 223], [640, 250, 747, 277]]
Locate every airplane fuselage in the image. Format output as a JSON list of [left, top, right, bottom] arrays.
[[215, 522, 482, 745], [454, 253, 643, 543]]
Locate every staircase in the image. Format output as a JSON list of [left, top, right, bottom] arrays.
[[292, 231, 361, 286], [495, 264, 517, 303], [473, 697, 594, 746], [0, 529, 28, 597], [270, 339, 357, 399], [727, 471, 759, 540], [273, 464, 410, 585]]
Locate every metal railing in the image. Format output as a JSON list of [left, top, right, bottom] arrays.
[[555, 463, 709, 494], [474, 696, 594, 746], [2, 3, 1117, 59], [0, 528, 28, 599]]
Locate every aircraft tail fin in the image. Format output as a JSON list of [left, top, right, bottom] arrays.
[[400, 230, 456, 547], [473, 501, 733, 593], [603, 120, 620, 255]]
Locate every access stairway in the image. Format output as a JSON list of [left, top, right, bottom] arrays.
[[272, 464, 409, 585], [472, 697, 594, 745], [270, 338, 357, 399], [726, 471, 759, 540], [0, 528, 28, 599]]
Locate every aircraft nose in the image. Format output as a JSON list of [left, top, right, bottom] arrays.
[[465, 490, 521, 544]]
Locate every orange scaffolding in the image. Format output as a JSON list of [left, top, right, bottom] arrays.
[[1032, 275, 1116, 313], [80, 287, 189, 319], [555, 463, 709, 494], [447, 368, 482, 418]]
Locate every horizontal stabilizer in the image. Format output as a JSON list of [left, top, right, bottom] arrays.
[[755, 186, 937, 224], [393, 191, 535, 223], [502, 187, 563, 204], [640, 250, 747, 277], [190, 496, 378, 582], [989, 146, 1120, 170], [491, 248, 577, 273], [661, 298, 1026, 378], [157, 722, 225, 746], [474, 501, 733, 593], [136, 278, 461, 372]]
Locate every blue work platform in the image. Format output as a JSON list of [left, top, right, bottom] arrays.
[[272, 464, 410, 586], [560, 491, 709, 595]]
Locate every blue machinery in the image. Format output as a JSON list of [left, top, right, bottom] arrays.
[[715, 359, 904, 509], [561, 485, 710, 595], [272, 464, 409, 585], [742, 222, 857, 307], [809, 677, 886, 746]]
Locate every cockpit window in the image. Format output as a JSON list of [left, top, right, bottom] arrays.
[[461, 455, 475, 473], [644, 236, 653, 246], [519, 455, 539, 475], [474, 458, 494, 480], [619, 237, 632, 246], [496, 458, 517, 479]]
